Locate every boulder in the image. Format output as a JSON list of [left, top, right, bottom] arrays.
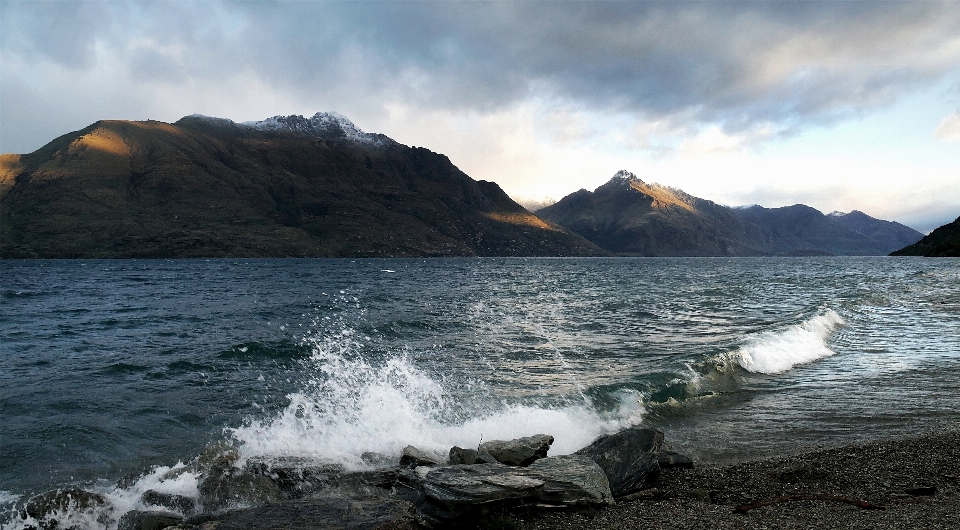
[[394, 463, 545, 523], [22, 488, 108, 521], [244, 456, 401, 500], [117, 509, 183, 530], [394, 456, 613, 524], [245, 456, 344, 494], [140, 490, 196, 515], [448, 446, 478, 465], [575, 427, 663, 497], [198, 463, 284, 512], [476, 434, 554, 466], [527, 455, 613, 507], [207, 488, 417, 530], [399, 445, 444, 468]]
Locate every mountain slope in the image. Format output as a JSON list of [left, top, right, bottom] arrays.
[[0, 114, 603, 258], [538, 171, 922, 256], [537, 171, 762, 256], [891, 216, 960, 257], [733, 205, 920, 256]]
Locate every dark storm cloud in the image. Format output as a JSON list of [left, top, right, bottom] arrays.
[[3, 0, 959, 151]]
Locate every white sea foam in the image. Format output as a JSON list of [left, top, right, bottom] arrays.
[[735, 309, 845, 374], [229, 329, 642, 467], [102, 463, 199, 518]]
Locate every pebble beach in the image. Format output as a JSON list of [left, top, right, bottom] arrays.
[[513, 428, 960, 530]]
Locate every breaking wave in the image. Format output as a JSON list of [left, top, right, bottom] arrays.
[[229, 328, 644, 468], [733, 309, 845, 374]]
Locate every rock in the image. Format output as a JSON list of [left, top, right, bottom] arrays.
[[476, 434, 554, 466], [399, 445, 444, 468], [207, 488, 417, 530], [449, 446, 478, 465], [394, 463, 544, 523], [905, 485, 937, 496], [244, 456, 401, 500], [163, 440, 239, 482], [333, 469, 402, 490], [360, 451, 394, 467], [198, 463, 284, 512], [657, 450, 694, 468], [395, 457, 613, 524], [575, 427, 663, 497], [245, 456, 344, 493], [117, 509, 183, 530], [140, 490, 196, 515], [527, 455, 614, 507], [23, 488, 108, 521]]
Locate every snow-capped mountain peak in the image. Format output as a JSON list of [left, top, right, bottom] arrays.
[[612, 169, 640, 182], [242, 112, 395, 146]]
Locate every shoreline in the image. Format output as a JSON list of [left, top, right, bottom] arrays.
[[513, 428, 960, 529]]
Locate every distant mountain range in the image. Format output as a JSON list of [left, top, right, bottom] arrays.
[[537, 171, 924, 256], [891, 215, 960, 257], [0, 113, 602, 258], [1, 114, 932, 259]]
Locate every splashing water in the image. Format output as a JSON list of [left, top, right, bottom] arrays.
[[735, 310, 846, 374], [229, 327, 643, 468]]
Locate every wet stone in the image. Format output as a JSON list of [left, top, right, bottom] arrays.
[[575, 427, 663, 497], [449, 446, 478, 465], [198, 463, 284, 512], [476, 434, 554, 467], [23, 488, 108, 521], [117, 509, 183, 530], [140, 490, 197, 515], [399, 445, 444, 468]]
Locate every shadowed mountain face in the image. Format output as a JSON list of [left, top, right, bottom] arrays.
[[0, 114, 603, 258], [892, 216, 960, 257], [538, 171, 923, 256]]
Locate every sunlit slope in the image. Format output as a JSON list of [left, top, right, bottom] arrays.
[[0, 116, 602, 258], [538, 171, 765, 256]]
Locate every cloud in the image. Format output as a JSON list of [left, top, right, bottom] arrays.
[[4, 1, 960, 155], [934, 110, 960, 142]]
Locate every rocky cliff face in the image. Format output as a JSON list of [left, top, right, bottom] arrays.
[[0, 114, 603, 258], [537, 171, 923, 256]]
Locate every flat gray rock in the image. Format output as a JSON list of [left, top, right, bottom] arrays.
[[210, 488, 416, 530], [395, 456, 613, 523], [399, 445, 445, 468], [476, 434, 554, 466], [528, 455, 614, 507]]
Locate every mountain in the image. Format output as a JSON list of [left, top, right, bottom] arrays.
[[891, 216, 960, 257], [0, 113, 603, 258], [733, 205, 921, 256], [537, 171, 923, 256], [536, 171, 763, 256], [828, 210, 928, 253]]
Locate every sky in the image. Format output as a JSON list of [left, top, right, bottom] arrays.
[[2, 0, 959, 233]]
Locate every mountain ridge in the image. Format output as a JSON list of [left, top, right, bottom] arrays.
[[891, 215, 960, 257], [0, 114, 603, 258], [538, 171, 923, 256]]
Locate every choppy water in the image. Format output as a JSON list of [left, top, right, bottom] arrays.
[[2, 257, 959, 527]]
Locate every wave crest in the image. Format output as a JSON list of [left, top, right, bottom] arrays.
[[734, 309, 845, 374]]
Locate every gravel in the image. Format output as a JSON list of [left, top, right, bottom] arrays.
[[511, 429, 960, 530]]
